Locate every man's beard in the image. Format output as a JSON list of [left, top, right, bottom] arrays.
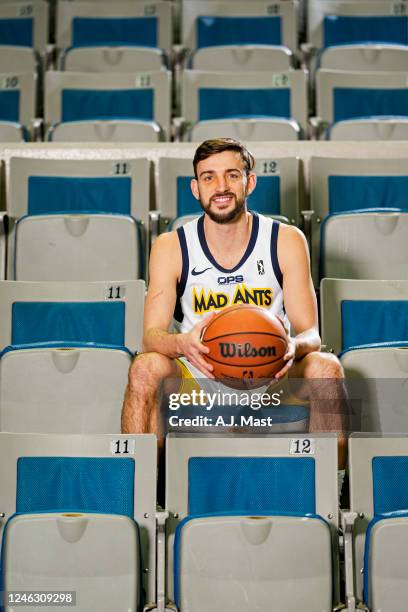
[[199, 192, 247, 224]]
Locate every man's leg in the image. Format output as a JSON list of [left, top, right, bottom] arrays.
[[121, 351, 181, 440], [289, 352, 350, 468]]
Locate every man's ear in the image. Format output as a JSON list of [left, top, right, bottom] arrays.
[[191, 178, 200, 200], [246, 172, 257, 196]]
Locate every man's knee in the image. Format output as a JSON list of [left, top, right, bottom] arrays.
[[128, 352, 178, 389], [301, 351, 344, 380]]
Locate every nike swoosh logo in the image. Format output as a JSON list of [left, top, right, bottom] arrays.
[[192, 266, 212, 276]]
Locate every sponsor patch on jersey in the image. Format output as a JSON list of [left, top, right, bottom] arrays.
[[193, 283, 273, 314]]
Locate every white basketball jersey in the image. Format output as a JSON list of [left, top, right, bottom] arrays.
[[176, 213, 285, 332]]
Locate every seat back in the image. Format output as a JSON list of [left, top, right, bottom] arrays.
[[0, 0, 48, 54], [166, 434, 339, 607], [317, 69, 408, 126], [349, 434, 408, 605], [309, 1, 408, 50], [45, 70, 172, 138], [182, 0, 298, 53], [182, 69, 308, 132], [0, 72, 36, 129], [0, 432, 157, 607], [189, 117, 300, 141], [57, 0, 173, 54], [310, 156, 408, 284], [320, 278, 408, 354], [7, 156, 150, 279], [0, 279, 145, 352], [320, 44, 408, 71], [157, 154, 300, 226]]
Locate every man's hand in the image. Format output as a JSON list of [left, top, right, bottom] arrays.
[[177, 312, 216, 378], [274, 336, 296, 380]]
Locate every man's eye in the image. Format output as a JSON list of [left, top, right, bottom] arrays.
[[203, 176, 212, 182], [228, 173, 240, 180]]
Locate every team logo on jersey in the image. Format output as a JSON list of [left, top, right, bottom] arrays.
[[193, 283, 273, 314], [257, 260, 265, 275], [218, 275, 244, 285]]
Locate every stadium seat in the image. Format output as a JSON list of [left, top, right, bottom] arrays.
[[156, 155, 301, 231], [308, 0, 408, 70], [347, 435, 408, 611], [181, 70, 308, 139], [316, 70, 408, 139], [166, 433, 340, 611], [0, 280, 145, 433], [190, 45, 293, 71], [182, 0, 299, 56], [340, 344, 408, 433], [310, 156, 408, 283], [0, 432, 157, 611], [7, 157, 150, 281], [0, 0, 48, 56], [330, 117, 408, 140], [45, 70, 171, 141], [320, 278, 408, 354], [57, 0, 172, 72], [0, 45, 38, 73], [0, 72, 37, 142]]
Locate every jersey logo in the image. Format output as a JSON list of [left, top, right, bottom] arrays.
[[257, 260, 265, 275], [193, 283, 273, 314], [192, 266, 212, 276]]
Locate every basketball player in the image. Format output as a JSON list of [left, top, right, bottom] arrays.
[[121, 139, 349, 467]]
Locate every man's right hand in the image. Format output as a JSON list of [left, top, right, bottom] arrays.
[[177, 312, 216, 378]]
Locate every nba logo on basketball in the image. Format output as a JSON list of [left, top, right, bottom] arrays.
[[257, 260, 265, 275]]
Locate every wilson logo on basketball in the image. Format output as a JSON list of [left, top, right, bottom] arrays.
[[219, 342, 277, 359]]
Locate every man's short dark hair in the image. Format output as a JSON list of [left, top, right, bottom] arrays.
[[193, 138, 255, 178]]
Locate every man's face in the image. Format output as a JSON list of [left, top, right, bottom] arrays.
[[191, 150, 256, 224]]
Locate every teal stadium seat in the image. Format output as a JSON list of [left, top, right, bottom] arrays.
[[0, 280, 145, 434], [7, 156, 150, 280], [0, 432, 157, 611]]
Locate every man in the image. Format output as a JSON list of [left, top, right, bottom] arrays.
[[122, 139, 348, 466]]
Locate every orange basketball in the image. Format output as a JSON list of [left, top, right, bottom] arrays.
[[201, 305, 288, 389]]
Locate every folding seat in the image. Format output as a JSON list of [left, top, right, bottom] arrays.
[[45, 70, 172, 142], [0, 432, 156, 611], [0, 72, 37, 141], [0, 1, 48, 60], [0, 280, 145, 433], [316, 70, 408, 140], [181, 70, 308, 141], [7, 157, 150, 280], [156, 154, 301, 232], [330, 117, 408, 140], [165, 433, 340, 611], [190, 117, 301, 141], [340, 343, 408, 433], [320, 278, 408, 355], [57, 1, 172, 72], [182, 0, 298, 70], [308, 0, 408, 71], [310, 156, 408, 284], [345, 435, 408, 611]]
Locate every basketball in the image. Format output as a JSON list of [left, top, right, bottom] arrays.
[[201, 305, 288, 389]]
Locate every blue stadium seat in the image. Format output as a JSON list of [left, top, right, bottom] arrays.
[[166, 434, 340, 611], [316, 70, 408, 139], [45, 70, 171, 142], [0, 72, 37, 141], [0, 432, 157, 611], [181, 70, 308, 139], [310, 156, 408, 283], [347, 435, 408, 611], [0, 280, 145, 433], [57, 1, 172, 72]]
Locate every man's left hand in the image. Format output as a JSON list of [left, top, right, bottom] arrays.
[[274, 337, 296, 380]]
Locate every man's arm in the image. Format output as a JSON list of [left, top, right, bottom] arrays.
[[143, 231, 214, 377], [276, 224, 321, 377]]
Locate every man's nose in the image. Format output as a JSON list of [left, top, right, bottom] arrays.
[[214, 175, 228, 192]]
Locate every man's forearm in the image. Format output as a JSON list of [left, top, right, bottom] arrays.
[[143, 327, 183, 358], [293, 328, 321, 361]]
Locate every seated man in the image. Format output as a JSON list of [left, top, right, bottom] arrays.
[[122, 138, 349, 466]]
